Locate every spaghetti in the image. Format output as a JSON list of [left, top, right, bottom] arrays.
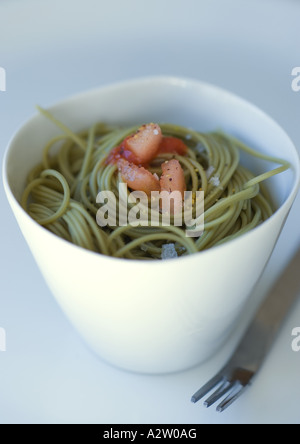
[[21, 107, 290, 260]]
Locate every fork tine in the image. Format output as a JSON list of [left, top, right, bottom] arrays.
[[191, 373, 224, 403], [203, 379, 234, 408], [216, 381, 248, 412]]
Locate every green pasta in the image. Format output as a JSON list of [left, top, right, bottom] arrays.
[[21, 107, 290, 260]]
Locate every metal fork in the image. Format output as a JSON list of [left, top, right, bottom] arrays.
[[191, 246, 300, 412]]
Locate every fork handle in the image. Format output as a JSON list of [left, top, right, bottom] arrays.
[[228, 246, 300, 372]]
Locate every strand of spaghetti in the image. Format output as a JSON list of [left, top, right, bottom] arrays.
[[243, 165, 290, 188], [22, 169, 70, 225], [36, 106, 87, 150], [69, 201, 110, 256], [204, 184, 259, 222], [112, 232, 198, 258], [38, 169, 70, 224], [71, 124, 97, 198], [57, 139, 77, 184], [28, 204, 72, 241], [42, 134, 68, 169], [231, 134, 291, 167], [215, 201, 263, 247], [77, 124, 97, 181]]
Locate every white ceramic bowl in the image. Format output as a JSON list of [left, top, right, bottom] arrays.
[[3, 76, 300, 373]]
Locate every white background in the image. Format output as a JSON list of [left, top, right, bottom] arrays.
[[0, 0, 299, 424]]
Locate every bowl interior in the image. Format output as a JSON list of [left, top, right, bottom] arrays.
[[4, 76, 300, 215]]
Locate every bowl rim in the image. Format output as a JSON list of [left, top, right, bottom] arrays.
[[2, 75, 300, 265]]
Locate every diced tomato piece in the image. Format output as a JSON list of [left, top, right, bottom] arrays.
[[160, 159, 186, 214], [124, 123, 162, 164], [117, 158, 160, 196], [157, 136, 188, 156], [160, 159, 186, 195], [106, 142, 140, 165]]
